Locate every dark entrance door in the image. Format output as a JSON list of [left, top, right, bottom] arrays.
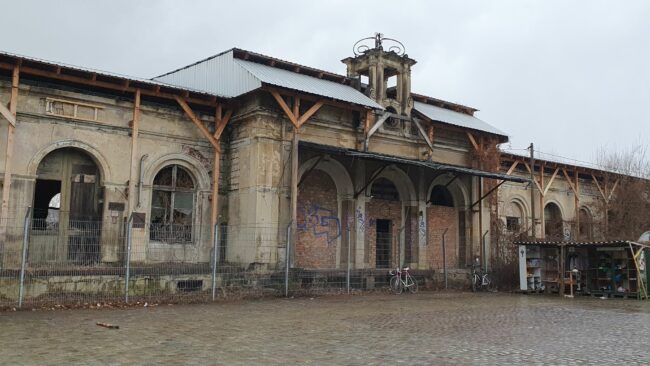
[[376, 219, 391, 268], [68, 164, 102, 263]]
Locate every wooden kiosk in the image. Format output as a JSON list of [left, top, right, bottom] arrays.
[[516, 240, 649, 300]]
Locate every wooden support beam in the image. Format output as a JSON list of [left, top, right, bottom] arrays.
[[211, 145, 221, 237], [543, 167, 560, 196], [364, 110, 373, 136], [562, 168, 578, 196], [174, 96, 220, 149], [293, 96, 300, 120], [466, 132, 479, 152], [592, 174, 607, 201], [271, 91, 299, 127], [296, 101, 323, 128], [127, 89, 141, 213], [214, 110, 232, 140], [523, 162, 543, 193], [505, 161, 519, 175], [412, 117, 434, 153], [0, 65, 20, 239], [0, 103, 15, 127], [607, 178, 620, 202]]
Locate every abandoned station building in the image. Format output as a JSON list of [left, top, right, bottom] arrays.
[[0, 35, 625, 297]]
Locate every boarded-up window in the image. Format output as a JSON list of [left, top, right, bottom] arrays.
[[45, 98, 102, 122], [150, 165, 195, 244]]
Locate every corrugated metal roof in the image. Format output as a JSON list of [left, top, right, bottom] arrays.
[[414, 101, 506, 137], [0, 50, 220, 98], [154, 50, 382, 109], [234, 59, 382, 109], [300, 141, 529, 183], [153, 50, 259, 98]]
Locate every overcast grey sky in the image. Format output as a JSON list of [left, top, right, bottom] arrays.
[[3, 0, 649, 166]]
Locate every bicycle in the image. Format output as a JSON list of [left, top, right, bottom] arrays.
[[471, 263, 494, 292], [389, 267, 419, 294]]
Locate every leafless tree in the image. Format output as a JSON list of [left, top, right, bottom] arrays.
[[595, 145, 650, 241]]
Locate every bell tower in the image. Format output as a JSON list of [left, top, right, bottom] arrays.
[[342, 33, 417, 116]]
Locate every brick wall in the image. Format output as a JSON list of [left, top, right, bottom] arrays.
[[296, 170, 339, 269], [426, 205, 458, 269], [365, 199, 402, 268]]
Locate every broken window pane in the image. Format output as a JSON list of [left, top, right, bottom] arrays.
[[150, 165, 195, 244], [153, 166, 174, 187]]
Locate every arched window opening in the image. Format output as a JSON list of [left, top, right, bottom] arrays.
[[370, 178, 400, 201], [579, 208, 593, 240], [429, 185, 454, 207], [544, 202, 563, 239], [505, 201, 525, 232], [151, 165, 195, 244]]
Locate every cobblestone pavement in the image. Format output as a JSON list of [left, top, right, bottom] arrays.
[[2, 292, 650, 365]]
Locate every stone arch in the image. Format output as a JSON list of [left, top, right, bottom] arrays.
[[298, 156, 354, 199], [544, 201, 564, 238], [370, 165, 417, 205], [144, 153, 211, 191], [504, 198, 528, 232], [578, 205, 594, 240], [425, 173, 470, 268], [28, 140, 112, 184], [426, 174, 469, 208]]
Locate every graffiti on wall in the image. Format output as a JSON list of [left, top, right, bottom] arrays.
[[298, 203, 341, 245]]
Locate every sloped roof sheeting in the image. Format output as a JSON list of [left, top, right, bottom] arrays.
[[154, 50, 260, 98], [0, 50, 220, 98], [414, 101, 506, 137], [234, 60, 382, 109], [154, 50, 382, 109]]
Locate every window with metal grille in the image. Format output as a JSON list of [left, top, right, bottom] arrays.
[[506, 216, 520, 232], [150, 165, 195, 244]]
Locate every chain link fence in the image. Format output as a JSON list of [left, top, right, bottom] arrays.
[[0, 210, 460, 309]]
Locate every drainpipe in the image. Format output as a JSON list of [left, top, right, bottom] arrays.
[[137, 154, 148, 208]]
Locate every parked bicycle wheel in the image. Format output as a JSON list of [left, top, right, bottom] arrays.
[[407, 276, 418, 294], [471, 274, 480, 292], [390, 275, 403, 294], [485, 275, 496, 292]]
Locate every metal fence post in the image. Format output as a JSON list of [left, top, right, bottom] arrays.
[[125, 214, 134, 303], [442, 228, 448, 290], [346, 226, 351, 294], [285, 222, 291, 297], [18, 207, 32, 308], [211, 223, 219, 301]]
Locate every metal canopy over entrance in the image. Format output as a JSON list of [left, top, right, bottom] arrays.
[[300, 141, 530, 184]]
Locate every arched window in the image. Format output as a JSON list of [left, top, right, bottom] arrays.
[[370, 178, 400, 201], [544, 202, 563, 239], [151, 165, 195, 244], [505, 201, 525, 232], [579, 208, 593, 240], [429, 185, 454, 207]]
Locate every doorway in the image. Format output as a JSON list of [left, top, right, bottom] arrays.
[[376, 219, 392, 268], [31, 148, 103, 264]]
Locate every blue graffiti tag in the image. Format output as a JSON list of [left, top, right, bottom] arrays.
[[297, 203, 341, 245]]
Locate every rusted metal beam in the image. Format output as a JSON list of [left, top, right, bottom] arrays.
[[354, 164, 389, 199], [298, 155, 325, 188], [470, 180, 506, 209]]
